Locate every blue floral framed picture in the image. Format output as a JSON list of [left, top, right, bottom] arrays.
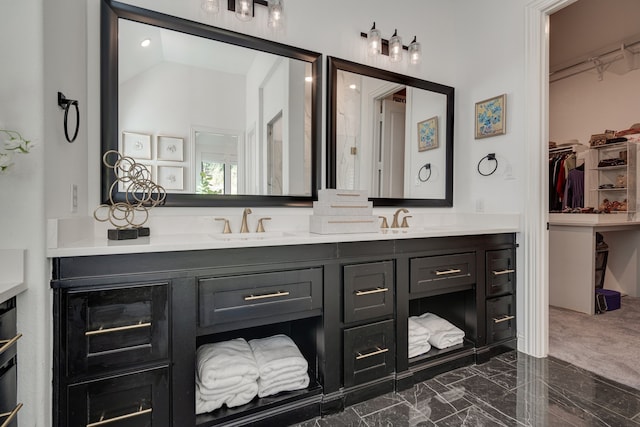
[[475, 94, 506, 139], [417, 116, 438, 152]]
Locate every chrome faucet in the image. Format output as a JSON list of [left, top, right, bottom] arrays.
[[240, 208, 252, 233], [391, 208, 409, 228]]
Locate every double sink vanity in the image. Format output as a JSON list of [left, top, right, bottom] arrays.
[[46, 1, 518, 426]]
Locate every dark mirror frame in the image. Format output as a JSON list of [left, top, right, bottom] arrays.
[[101, 0, 322, 207], [327, 56, 454, 207]]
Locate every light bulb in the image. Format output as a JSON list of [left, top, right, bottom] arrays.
[[389, 29, 403, 63], [235, 0, 253, 21], [368, 22, 381, 56], [268, 0, 284, 29], [408, 36, 421, 65], [201, 0, 219, 14]]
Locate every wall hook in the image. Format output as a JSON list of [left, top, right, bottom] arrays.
[[57, 92, 80, 143], [418, 163, 432, 182], [477, 153, 498, 176]]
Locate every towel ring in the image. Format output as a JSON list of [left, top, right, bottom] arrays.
[[418, 163, 432, 182], [58, 92, 79, 143], [477, 153, 498, 176]]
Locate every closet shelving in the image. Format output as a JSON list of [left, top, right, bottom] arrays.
[[586, 142, 637, 214]]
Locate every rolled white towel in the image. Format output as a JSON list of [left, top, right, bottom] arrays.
[[408, 342, 431, 358], [196, 338, 259, 390], [257, 372, 310, 398], [196, 375, 256, 400], [415, 313, 465, 349], [408, 317, 431, 340], [248, 335, 308, 381], [195, 379, 258, 414]]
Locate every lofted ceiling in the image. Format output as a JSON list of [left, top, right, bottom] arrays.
[[550, 0, 640, 78]]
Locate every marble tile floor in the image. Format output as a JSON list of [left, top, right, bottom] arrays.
[[293, 351, 640, 426]]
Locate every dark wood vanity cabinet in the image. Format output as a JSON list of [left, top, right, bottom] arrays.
[[51, 233, 516, 426], [0, 298, 19, 427]]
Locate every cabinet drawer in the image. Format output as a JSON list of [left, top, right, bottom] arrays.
[[486, 249, 516, 297], [66, 284, 169, 377], [344, 261, 394, 324], [0, 299, 17, 368], [487, 295, 516, 344], [0, 358, 18, 427], [199, 268, 322, 328], [343, 319, 395, 388], [67, 367, 170, 427], [410, 253, 476, 296]]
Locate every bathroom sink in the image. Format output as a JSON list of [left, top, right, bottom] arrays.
[[210, 231, 295, 241]]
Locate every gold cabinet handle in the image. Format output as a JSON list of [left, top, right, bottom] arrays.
[[356, 346, 389, 360], [87, 407, 152, 427], [85, 321, 151, 337], [435, 268, 462, 276], [492, 269, 515, 276], [0, 333, 22, 356], [355, 287, 388, 296], [244, 291, 290, 301], [0, 403, 23, 427], [492, 315, 515, 324]]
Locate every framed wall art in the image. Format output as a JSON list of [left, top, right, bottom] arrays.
[[122, 131, 152, 159], [157, 166, 184, 190], [417, 116, 438, 152], [475, 94, 506, 139], [157, 136, 184, 161]]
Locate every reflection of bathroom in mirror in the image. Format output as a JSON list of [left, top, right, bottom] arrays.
[[102, 0, 321, 207], [118, 18, 312, 196], [328, 57, 454, 207]]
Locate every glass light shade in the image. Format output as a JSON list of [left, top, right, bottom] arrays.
[[368, 23, 382, 56], [408, 37, 421, 65], [267, 0, 284, 29], [235, 0, 253, 21], [389, 30, 403, 63], [201, 0, 220, 14]]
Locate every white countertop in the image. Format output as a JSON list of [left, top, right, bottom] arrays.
[[47, 213, 521, 258], [549, 212, 640, 227], [0, 249, 26, 303]]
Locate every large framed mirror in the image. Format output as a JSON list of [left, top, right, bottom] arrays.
[[101, 0, 322, 207], [327, 57, 454, 207]]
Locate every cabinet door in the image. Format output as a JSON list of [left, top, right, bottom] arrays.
[[66, 283, 169, 377], [67, 367, 170, 427], [0, 358, 18, 427], [486, 249, 515, 297], [344, 261, 394, 324], [486, 295, 516, 344], [343, 320, 395, 388], [0, 299, 17, 368]]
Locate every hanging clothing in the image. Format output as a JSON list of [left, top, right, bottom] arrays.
[[563, 164, 584, 209]]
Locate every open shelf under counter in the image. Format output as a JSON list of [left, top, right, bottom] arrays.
[[408, 338, 475, 367], [195, 381, 322, 427]]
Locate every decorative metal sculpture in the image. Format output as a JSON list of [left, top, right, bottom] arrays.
[[94, 150, 166, 240]]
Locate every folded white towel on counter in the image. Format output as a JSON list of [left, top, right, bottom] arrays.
[[413, 312, 465, 349], [408, 342, 431, 358], [257, 372, 310, 398], [408, 316, 432, 339], [196, 374, 256, 400], [195, 379, 258, 414], [248, 334, 309, 381], [196, 338, 259, 390]]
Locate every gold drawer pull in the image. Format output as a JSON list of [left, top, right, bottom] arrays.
[[356, 346, 389, 360], [492, 269, 515, 276], [0, 333, 22, 356], [244, 291, 290, 301], [492, 315, 515, 324], [87, 407, 152, 427], [85, 321, 151, 337], [355, 287, 389, 296], [435, 268, 462, 276], [0, 403, 23, 427]]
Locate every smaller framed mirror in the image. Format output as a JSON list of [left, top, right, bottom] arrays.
[[327, 57, 454, 207]]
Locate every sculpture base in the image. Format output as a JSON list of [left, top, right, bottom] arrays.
[[136, 227, 151, 237], [107, 228, 138, 240]]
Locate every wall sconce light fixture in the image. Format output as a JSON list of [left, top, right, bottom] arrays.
[[224, 0, 285, 26], [267, 0, 284, 29], [201, 0, 220, 14], [360, 23, 421, 65]]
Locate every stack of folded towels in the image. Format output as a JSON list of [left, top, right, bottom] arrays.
[[249, 334, 310, 398], [195, 334, 310, 414], [408, 312, 465, 358], [195, 338, 259, 414]]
